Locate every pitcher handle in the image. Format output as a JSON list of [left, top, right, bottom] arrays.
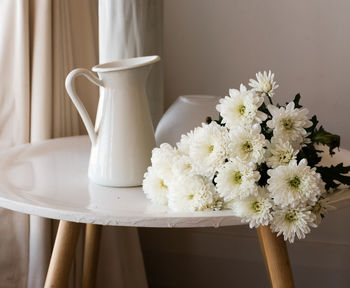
[[65, 68, 103, 146]]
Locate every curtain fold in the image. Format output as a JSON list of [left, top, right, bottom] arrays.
[[0, 0, 164, 286], [0, 1, 31, 287], [28, 1, 99, 287], [27, 2, 53, 284], [0, 0, 98, 287], [0, 0, 30, 147]]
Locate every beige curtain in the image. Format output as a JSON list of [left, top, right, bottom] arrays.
[[0, 1, 30, 287], [0, 0, 148, 287]]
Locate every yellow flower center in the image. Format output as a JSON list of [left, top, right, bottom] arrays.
[[160, 179, 168, 190], [289, 176, 301, 189], [285, 212, 298, 223], [238, 105, 246, 115], [233, 171, 243, 184], [281, 118, 294, 130], [185, 163, 192, 170], [242, 141, 253, 153], [252, 201, 263, 212], [278, 152, 291, 163], [262, 80, 272, 92]]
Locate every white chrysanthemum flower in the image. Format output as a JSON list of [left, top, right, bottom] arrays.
[[231, 187, 273, 228], [188, 122, 230, 178], [172, 154, 194, 176], [168, 175, 215, 212], [151, 143, 179, 182], [267, 159, 325, 208], [271, 206, 316, 243], [266, 137, 299, 168], [143, 167, 169, 205], [176, 130, 194, 155], [249, 70, 279, 97], [267, 102, 312, 145], [216, 84, 267, 129], [216, 158, 260, 201], [229, 124, 267, 164]]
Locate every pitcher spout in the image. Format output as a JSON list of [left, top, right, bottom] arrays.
[[93, 56, 160, 89]]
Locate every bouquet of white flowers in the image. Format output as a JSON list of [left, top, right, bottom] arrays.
[[143, 71, 350, 243]]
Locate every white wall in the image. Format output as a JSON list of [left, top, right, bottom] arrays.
[[140, 1, 350, 287], [163, 0, 350, 149]]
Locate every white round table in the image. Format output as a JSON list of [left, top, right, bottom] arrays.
[[6, 136, 349, 288], [0, 136, 244, 228]]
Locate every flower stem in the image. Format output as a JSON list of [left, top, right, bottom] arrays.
[[267, 95, 273, 105]]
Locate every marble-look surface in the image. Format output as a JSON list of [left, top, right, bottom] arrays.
[[0, 136, 243, 227]]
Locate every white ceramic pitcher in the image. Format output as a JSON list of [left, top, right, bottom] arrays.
[[65, 56, 159, 187]]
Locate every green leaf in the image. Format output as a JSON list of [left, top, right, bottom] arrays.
[[206, 115, 225, 126], [292, 93, 302, 108], [306, 115, 319, 134], [257, 163, 269, 186], [297, 143, 322, 167], [316, 163, 350, 190], [258, 102, 271, 116], [312, 126, 340, 155], [258, 103, 273, 140], [215, 115, 225, 126]]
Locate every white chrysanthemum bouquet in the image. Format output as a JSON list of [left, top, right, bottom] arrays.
[[143, 71, 350, 243]]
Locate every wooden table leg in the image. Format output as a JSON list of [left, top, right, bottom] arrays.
[[257, 226, 295, 288], [82, 224, 102, 288], [44, 220, 82, 288]]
